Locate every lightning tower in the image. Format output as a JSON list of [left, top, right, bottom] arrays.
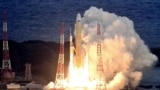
[[1, 11, 15, 84], [55, 23, 65, 89], [96, 23, 106, 90]]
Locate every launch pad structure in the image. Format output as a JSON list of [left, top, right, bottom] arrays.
[[0, 11, 107, 90], [55, 23, 65, 89], [95, 23, 106, 90], [53, 14, 107, 90], [1, 11, 15, 84]]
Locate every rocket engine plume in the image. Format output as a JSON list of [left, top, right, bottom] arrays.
[[79, 6, 157, 90]]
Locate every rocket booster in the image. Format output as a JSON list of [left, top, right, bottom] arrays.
[[74, 13, 83, 68]]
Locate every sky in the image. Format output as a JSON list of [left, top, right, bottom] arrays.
[[0, 0, 160, 48], [0, 0, 159, 87]]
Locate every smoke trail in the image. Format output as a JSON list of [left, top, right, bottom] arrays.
[[80, 6, 157, 89]]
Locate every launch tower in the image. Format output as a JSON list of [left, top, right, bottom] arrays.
[[55, 23, 65, 89], [1, 11, 15, 84], [96, 23, 106, 90], [24, 63, 32, 81]]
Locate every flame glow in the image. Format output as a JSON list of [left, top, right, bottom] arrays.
[[68, 49, 89, 88], [43, 82, 54, 90]]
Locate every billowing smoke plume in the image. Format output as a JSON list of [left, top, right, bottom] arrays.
[[80, 6, 157, 89]]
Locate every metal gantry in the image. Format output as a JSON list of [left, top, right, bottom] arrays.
[[96, 23, 106, 90], [55, 23, 65, 89], [2, 11, 15, 84]]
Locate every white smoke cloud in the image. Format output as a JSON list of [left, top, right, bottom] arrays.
[[80, 6, 157, 89]]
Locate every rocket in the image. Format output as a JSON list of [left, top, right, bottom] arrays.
[[68, 14, 89, 87], [74, 13, 83, 68]]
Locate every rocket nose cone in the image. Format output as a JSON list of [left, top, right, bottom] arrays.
[[76, 13, 81, 22]]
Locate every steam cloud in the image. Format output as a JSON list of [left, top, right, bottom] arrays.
[[80, 6, 157, 90]]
